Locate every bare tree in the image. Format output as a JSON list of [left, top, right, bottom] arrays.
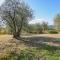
[[0, 0, 33, 38]]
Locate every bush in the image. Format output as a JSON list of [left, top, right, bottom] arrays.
[[48, 30, 58, 34]]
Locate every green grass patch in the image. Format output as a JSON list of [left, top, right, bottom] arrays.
[[0, 45, 60, 60]]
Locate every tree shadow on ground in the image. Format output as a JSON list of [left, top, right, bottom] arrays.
[[20, 36, 60, 52], [21, 36, 60, 46]]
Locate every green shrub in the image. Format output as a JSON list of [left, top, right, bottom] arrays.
[[48, 30, 58, 34]]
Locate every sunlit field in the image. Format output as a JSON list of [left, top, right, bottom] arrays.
[[0, 34, 60, 60]]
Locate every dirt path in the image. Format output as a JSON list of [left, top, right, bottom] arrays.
[[22, 34, 60, 38]]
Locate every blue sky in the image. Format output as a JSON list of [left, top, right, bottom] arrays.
[[26, 0, 60, 25], [0, 0, 4, 5], [0, 0, 60, 25]]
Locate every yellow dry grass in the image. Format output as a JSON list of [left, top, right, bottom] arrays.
[[0, 34, 60, 58], [0, 35, 28, 58]]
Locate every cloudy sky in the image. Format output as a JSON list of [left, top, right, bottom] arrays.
[[0, 0, 60, 25]]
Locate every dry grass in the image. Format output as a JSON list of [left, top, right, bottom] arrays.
[[0, 35, 28, 59], [0, 34, 60, 59]]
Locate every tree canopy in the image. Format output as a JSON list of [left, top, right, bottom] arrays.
[[0, 0, 33, 38], [54, 14, 60, 31]]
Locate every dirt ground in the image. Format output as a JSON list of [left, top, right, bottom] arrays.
[[0, 34, 60, 59], [0, 34, 60, 47], [0, 34, 60, 40], [0, 35, 27, 55], [0, 34, 60, 57]]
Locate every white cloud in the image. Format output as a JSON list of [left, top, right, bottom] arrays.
[[29, 18, 53, 25]]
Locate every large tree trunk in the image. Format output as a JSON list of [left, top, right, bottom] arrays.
[[13, 17, 24, 39], [13, 32, 20, 39], [19, 17, 24, 36]]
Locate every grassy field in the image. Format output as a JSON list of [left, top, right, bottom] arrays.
[[0, 34, 60, 60]]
